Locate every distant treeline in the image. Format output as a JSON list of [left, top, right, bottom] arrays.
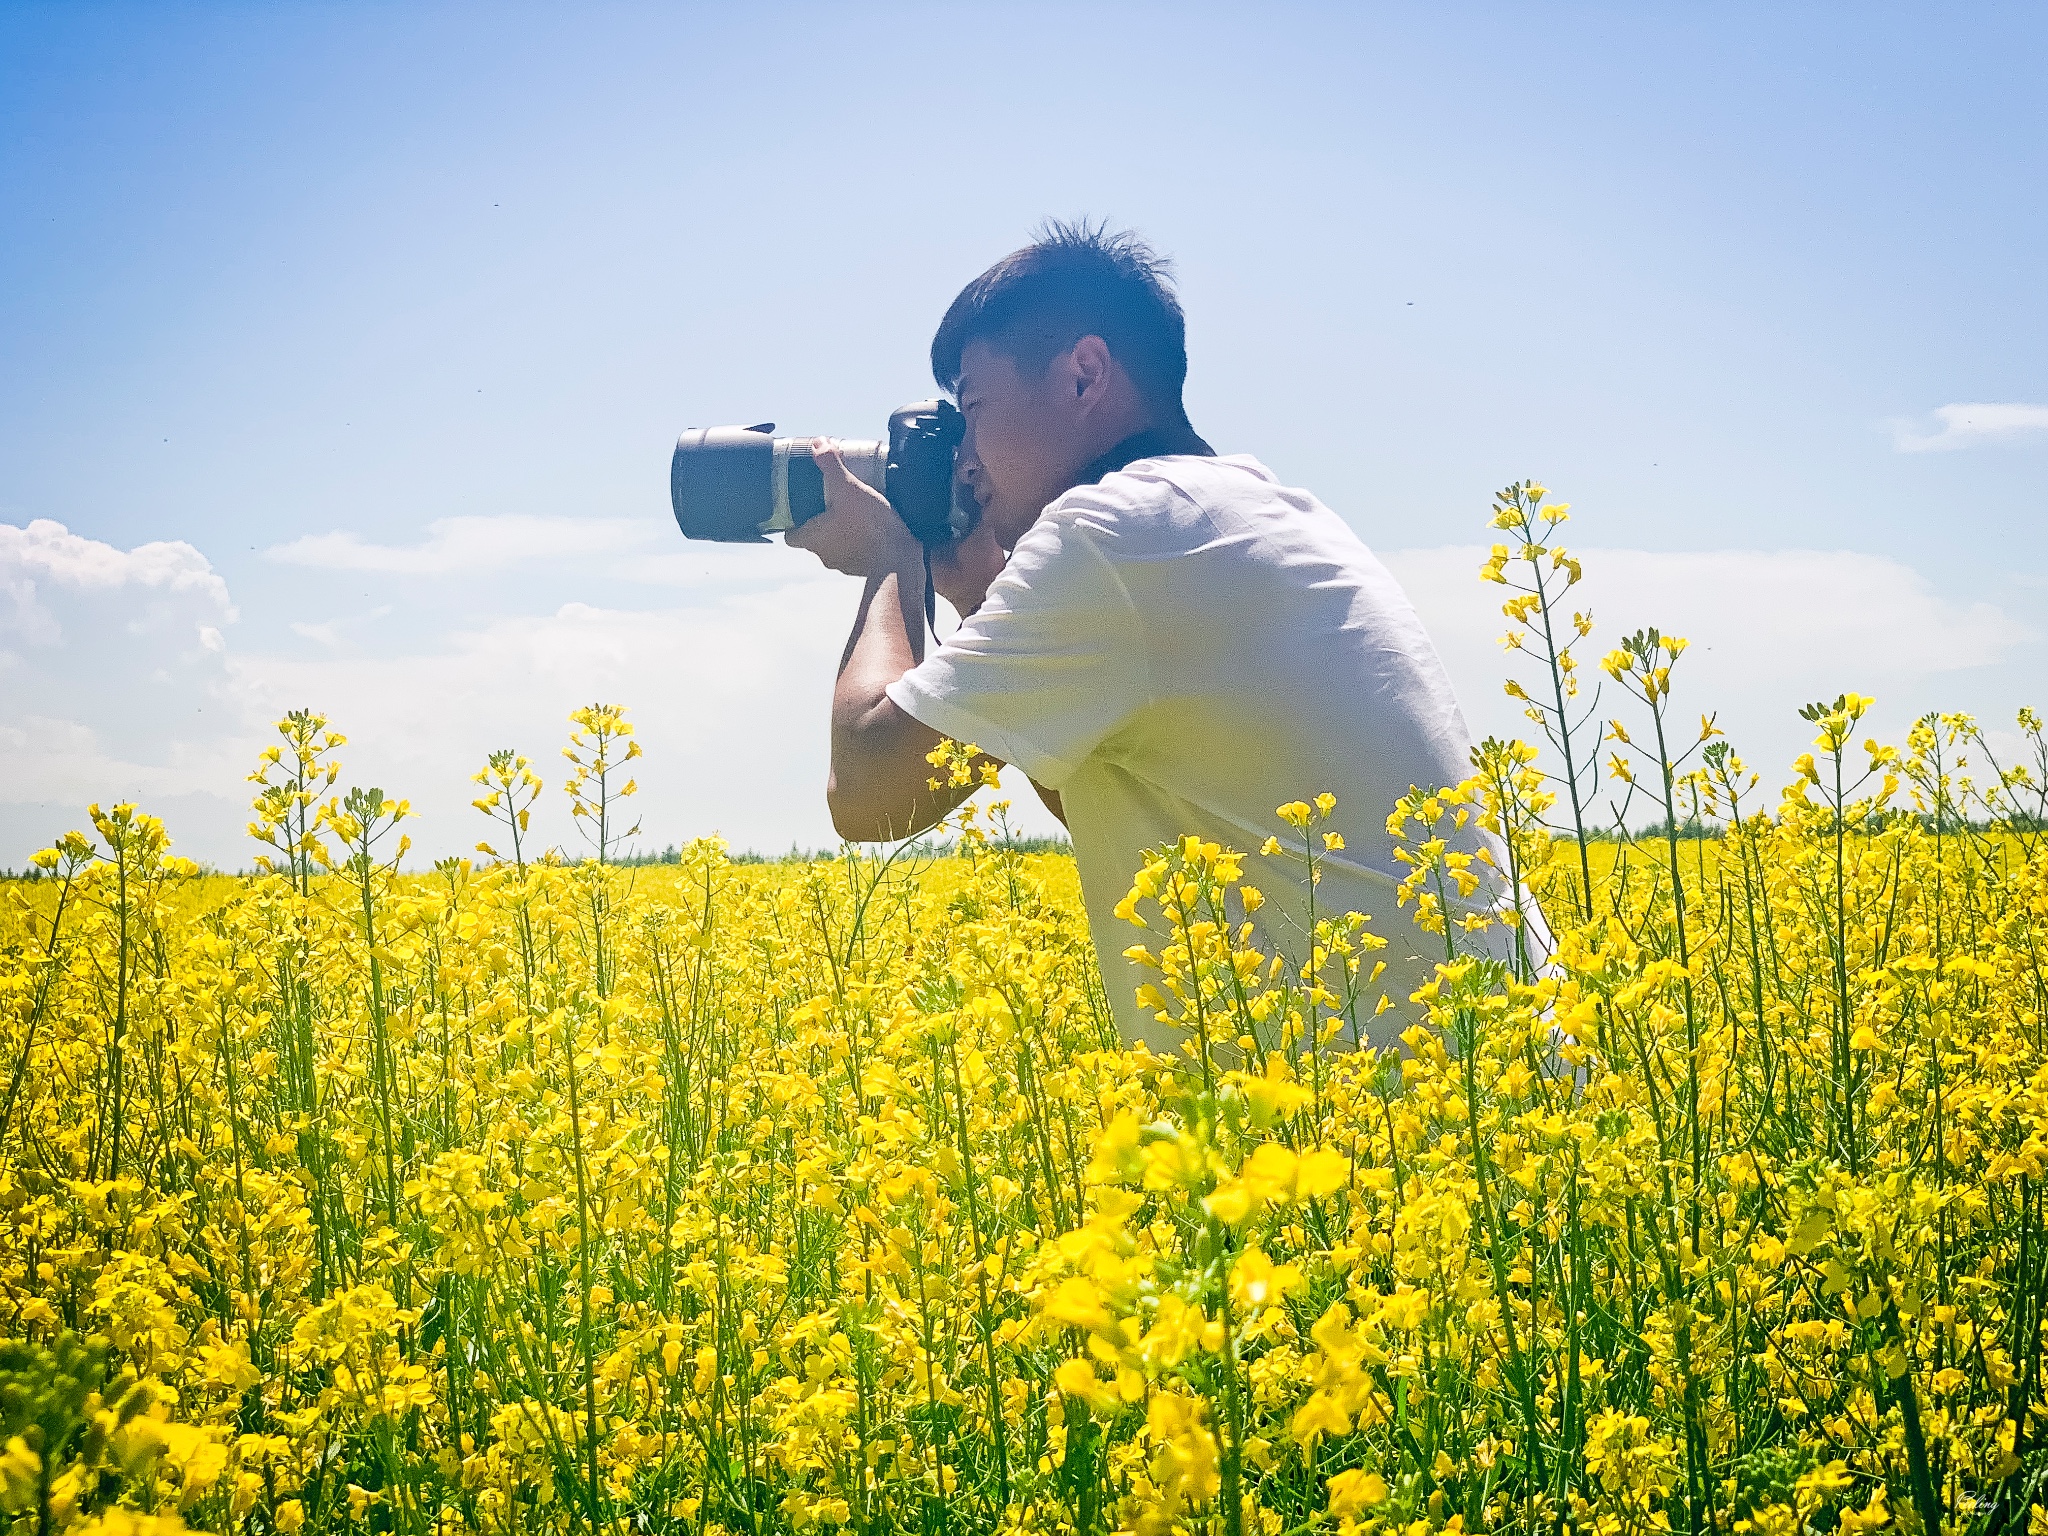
[[612, 834, 1078, 867], [1578, 809, 2047, 843], [12, 814, 2043, 880]]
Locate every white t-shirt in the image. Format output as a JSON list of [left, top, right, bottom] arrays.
[[887, 453, 1535, 1051]]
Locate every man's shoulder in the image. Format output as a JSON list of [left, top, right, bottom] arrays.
[[1044, 454, 1284, 541], [1063, 452, 1279, 508]]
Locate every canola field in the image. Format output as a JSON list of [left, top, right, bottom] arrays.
[[6, 485, 2048, 1536]]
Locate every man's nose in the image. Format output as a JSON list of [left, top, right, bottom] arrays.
[[954, 436, 985, 495]]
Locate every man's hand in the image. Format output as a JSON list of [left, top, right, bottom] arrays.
[[786, 439, 920, 577]]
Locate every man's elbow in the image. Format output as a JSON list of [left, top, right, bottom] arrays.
[[826, 798, 885, 844], [825, 698, 937, 843], [823, 774, 904, 844]]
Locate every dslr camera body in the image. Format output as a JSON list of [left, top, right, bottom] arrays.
[[670, 400, 974, 548]]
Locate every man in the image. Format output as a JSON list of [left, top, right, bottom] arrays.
[[788, 223, 1525, 1051]]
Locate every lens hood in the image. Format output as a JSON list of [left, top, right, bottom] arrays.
[[671, 424, 778, 542]]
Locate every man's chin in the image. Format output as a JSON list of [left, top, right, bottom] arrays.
[[983, 501, 1044, 551]]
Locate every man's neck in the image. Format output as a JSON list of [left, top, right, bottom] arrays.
[[1075, 419, 1215, 485], [996, 416, 1214, 550]]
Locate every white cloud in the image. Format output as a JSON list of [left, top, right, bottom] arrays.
[[289, 604, 394, 651], [1, 521, 258, 863], [0, 714, 256, 806], [1381, 544, 2041, 799], [264, 514, 664, 574], [1, 518, 235, 649], [607, 542, 810, 588], [1890, 402, 2048, 453], [221, 587, 1063, 862]]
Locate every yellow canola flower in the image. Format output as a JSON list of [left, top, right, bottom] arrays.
[[1229, 1247, 1303, 1308], [1327, 1468, 1389, 1516], [1204, 1141, 1352, 1226]]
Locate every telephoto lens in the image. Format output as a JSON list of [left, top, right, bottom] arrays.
[[670, 399, 970, 546], [669, 425, 888, 543]]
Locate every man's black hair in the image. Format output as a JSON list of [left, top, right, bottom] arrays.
[[931, 221, 1190, 425]]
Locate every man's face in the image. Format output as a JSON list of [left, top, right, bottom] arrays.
[[953, 339, 1088, 550]]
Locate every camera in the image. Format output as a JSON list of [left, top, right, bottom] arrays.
[[670, 399, 974, 548]]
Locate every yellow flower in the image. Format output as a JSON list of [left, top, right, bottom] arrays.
[[1044, 1277, 1115, 1335], [1230, 1247, 1302, 1308], [1241, 1055, 1313, 1124], [1296, 1148, 1350, 1198], [1292, 1391, 1351, 1443], [0, 1437, 41, 1513], [1054, 1357, 1116, 1412], [1379, 1289, 1431, 1330], [1327, 1468, 1388, 1515], [1203, 1177, 1256, 1227]]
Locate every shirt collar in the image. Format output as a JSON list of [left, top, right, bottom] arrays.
[[1079, 424, 1216, 485]]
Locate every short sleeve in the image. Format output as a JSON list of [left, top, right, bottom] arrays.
[[886, 515, 1146, 789]]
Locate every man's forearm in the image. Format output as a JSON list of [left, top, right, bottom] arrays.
[[832, 539, 925, 700], [825, 541, 965, 840]]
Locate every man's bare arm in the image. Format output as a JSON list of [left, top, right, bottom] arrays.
[[789, 442, 999, 842], [825, 549, 973, 840]]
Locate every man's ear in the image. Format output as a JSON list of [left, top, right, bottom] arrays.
[[1068, 335, 1114, 404]]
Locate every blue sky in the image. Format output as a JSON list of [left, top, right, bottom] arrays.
[[3, 1, 2044, 866]]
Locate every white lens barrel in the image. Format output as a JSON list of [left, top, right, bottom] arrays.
[[766, 438, 887, 531]]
